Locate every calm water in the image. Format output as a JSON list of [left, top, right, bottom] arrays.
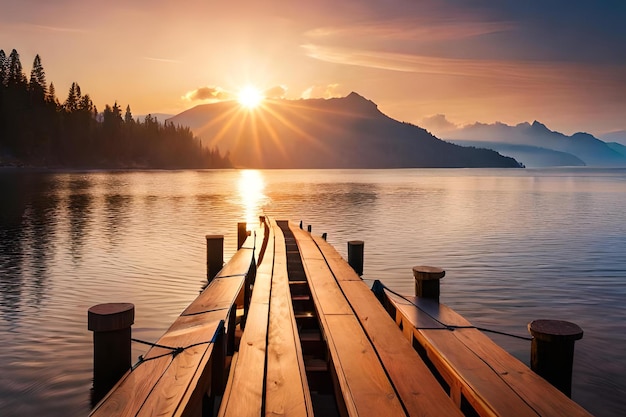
[[0, 168, 625, 416]]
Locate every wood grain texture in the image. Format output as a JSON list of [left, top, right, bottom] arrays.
[[385, 291, 593, 417], [265, 223, 313, 417], [339, 281, 463, 417], [219, 223, 275, 417]]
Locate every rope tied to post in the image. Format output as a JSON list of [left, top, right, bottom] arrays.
[[130, 320, 225, 370], [381, 284, 532, 341]]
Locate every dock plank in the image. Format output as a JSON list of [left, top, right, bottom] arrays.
[[92, 229, 260, 417], [310, 234, 463, 417], [384, 289, 594, 417], [291, 225, 408, 417], [265, 223, 313, 417], [219, 224, 275, 417]]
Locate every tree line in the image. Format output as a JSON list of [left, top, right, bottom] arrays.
[[0, 49, 230, 168]]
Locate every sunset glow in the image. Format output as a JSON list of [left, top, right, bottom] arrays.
[[237, 86, 264, 109]]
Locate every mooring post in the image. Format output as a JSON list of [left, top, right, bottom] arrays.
[[206, 234, 224, 282], [237, 222, 247, 250], [528, 319, 583, 397], [413, 266, 445, 302], [307, 224, 312, 232], [88, 303, 135, 405], [348, 240, 364, 276], [322, 232, 327, 241]]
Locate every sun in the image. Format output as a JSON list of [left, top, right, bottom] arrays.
[[237, 85, 264, 109]]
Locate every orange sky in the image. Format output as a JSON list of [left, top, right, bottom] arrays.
[[2, 0, 625, 136]]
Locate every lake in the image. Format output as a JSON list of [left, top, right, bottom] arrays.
[[0, 168, 625, 416]]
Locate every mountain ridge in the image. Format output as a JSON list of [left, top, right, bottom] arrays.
[[168, 93, 522, 169], [446, 120, 626, 167]]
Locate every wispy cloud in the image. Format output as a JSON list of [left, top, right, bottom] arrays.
[[300, 84, 344, 99], [183, 86, 233, 101], [305, 18, 513, 42], [19, 23, 87, 33], [142, 56, 182, 64], [301, 43, 610, 88]]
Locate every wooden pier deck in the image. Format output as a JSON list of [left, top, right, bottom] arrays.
[[90, 218, 593, 417]]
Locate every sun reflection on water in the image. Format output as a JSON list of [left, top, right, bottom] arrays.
[[237, 170, 268, 228]]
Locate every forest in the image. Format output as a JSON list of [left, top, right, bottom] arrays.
[[0, 49, 230, 169]]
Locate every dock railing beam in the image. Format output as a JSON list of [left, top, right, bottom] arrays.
[[413, 266, 445, 302], [206, 234, 224, 282], [88, 303, 135, 405], [528, 319, 583, 397]]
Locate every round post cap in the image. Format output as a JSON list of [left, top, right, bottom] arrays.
[[205, 234, 224, 240], [528, 319, 583, 342], [412, 266, 445, 280], [88, 303, 135, 332]]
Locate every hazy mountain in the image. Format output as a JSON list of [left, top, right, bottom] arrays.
[[446, 121, 626, 167], [167, 92, 521, 169], [448, 140, 585, 167], [607, 142, 626, 157], [600, 130, 626, 145]]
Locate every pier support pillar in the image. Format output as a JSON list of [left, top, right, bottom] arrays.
[[528, 319, 583, 397], [88, 303, 134, 405], [206, 235, 224, 282], [348, 240, 364, 276], [413, 266, 445, 302], [237, 222, 247, 250]]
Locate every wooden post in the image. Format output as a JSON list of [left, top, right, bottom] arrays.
[[348, 240, 364, 276], [88, 303, 134, 405], [206, 234, 224, 282], [322, 232, 327, 241], [307, 224, 312, 233], [413, 266, 445, 302], [237, 222, 247, 250], [528, 319, 583, 397]]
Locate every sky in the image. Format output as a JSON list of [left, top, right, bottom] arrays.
[[2, 0, 625, 137]]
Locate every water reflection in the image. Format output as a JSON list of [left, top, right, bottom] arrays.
[[238, 170, 267, 228], [67, 176, 93, 263]]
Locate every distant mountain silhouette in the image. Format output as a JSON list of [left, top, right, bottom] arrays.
[[600, 130, 626, 146], [167, 92, 521, 168], [446, 121, 626, 167], [448, 140, 585, 167], [607, 142, 626, 157]]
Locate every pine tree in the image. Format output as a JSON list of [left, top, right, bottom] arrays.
[[7, 49, 27, 87], [124, 105, 133, 124], [29, 54, 48, 101], [65, 82, 81, 112], [0, 49, 6, 87], [47, 82, 57, 104]]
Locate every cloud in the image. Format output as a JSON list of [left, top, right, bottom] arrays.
[[142, 56, 181, 64], [183, 86, 232, 101], [300, 83, 344, 99], [420, 114, 458, 133], [264, 85, 287, 99], [305, 18, 513, 43]]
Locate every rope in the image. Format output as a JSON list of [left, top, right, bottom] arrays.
[[130, 320, 225, 370], [381, 284, 532, 341]]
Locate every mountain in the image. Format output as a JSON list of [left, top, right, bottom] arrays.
[[167, 93, 521, 169], [607, 142, 626, 157], [446, 121, 626, 167], [448, 140, 585, 167], [600, 130, 626, 145]]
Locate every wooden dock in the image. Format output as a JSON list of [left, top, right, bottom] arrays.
[[89, 218, 593, 417]]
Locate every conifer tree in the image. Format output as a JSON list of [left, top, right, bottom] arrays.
[[29, 54, 48, 100], [47, 82, 57, 104], [7, 49, 27, 87], [0, 49, 6, 86], [124, 105, 133, 124]]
